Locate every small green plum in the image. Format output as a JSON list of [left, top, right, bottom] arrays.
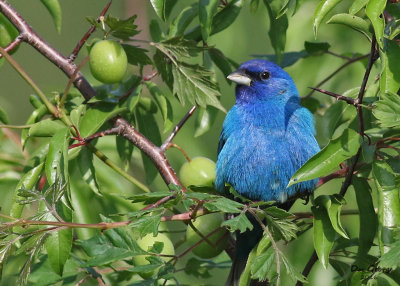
[[89, 40, 127, 84], [132, 232, 175, 279], [179, 157, 216, 187], [186, 213, 229, 259]]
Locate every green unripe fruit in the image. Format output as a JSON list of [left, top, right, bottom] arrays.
[[179, 157, 216, 187], [133, 232, 175, 279], [89, 40, 127, 84], [186, 213, 229, 259]]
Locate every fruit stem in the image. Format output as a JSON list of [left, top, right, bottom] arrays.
[[166, 143, 191, 162]]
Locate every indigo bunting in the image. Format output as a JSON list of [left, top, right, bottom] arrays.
[[215, 59, 320, 285]]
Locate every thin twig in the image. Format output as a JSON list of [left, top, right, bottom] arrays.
[[303, 54, 369, 98], [166, 143, 191, 162], [69, 0, 112, 61], [326, 50, 352, 60], [356, 36, 378, 137], [160, 105, 197, 151], [0, 46, 60, 119], [60, 55, 90, 107], [0, 36, 21, 59], [309, 87, 357, 106], [87, 143, 152, 193]]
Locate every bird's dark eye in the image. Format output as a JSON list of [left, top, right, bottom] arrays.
[[260, 71, 270, 80]]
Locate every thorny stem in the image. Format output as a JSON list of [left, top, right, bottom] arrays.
[[68, 1, 112, 61], [0, 0, 96, 101], [299, 35, 378, 286]]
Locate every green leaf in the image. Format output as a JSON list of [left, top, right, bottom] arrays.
[[379, 40, 400, 94], [0, 105, 8, 124], [183, 257, 212, 278], [187, 0, 244, 40], [221, 213, 253, 233], [10, 162, 44, 218], [327, 13, 371, 39], [45, 210, 73, 275], [149, 19, 162, 42], [136, 105, 161, 184], [194, 106, 218, 137], [203, 197, 244, 213], [153, 38, 224, 110], [253, 51, 308, 68], [129, 212, 162, 237], [199, 0, 219, 42], [83, 247, 136, 267], [315, 195, 349, 239], [79, 102, 127, 137], [210, 0, 244, 35], [288, 128, 362, 186], [372, 160, 400, 248], [250, 245, 276, 282], [129, 191, 174, 204], [105, 15, 140, 40], [264, 0, 288, 64], [28, 119, 65, 137], [281, 252, 308, 283], [169, 5, 198, 37], [40, 0, 62, 33], [373, 92, 400, 128], [21, 105, 48, 148], [45, 127, 69, 185], [312, 205, 336, 269], [349, 0, 368, 15], [122, 44, 152, 66], [171, 61, 224, 110], [209, 48, 233, 80], [78, 148, 100, 196], [145, 81, 174, 132], [379, 240, 400, 268], [365, 0, 386, 48], [353, 178, 377, 268], [313, 0, 343, 37], [70, 104, 86, 127], [150, 0, 177, 21], [304, 41, 331, 56]]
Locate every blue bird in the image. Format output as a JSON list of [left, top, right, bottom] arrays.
[[215, 59, 320, 285]]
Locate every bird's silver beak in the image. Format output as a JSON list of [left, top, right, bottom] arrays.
[[227, 71, 252, 86]]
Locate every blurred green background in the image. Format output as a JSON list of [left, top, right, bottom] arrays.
[[0, 0, 377, 285]]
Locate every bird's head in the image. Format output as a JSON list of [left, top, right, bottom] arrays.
[[228, 59, 298, 103]]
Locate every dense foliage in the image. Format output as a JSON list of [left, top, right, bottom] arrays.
[[0, 0, 400, 285]]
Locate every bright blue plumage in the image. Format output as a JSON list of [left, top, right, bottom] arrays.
[[215, 59, 320, 285]]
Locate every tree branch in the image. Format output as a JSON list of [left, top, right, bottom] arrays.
[[68, 0, 113, 61], [113, 117, 184, 188], [161, 105, 197, 151], [0, 0, 96, 101], [309, 87, 358, 106]]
